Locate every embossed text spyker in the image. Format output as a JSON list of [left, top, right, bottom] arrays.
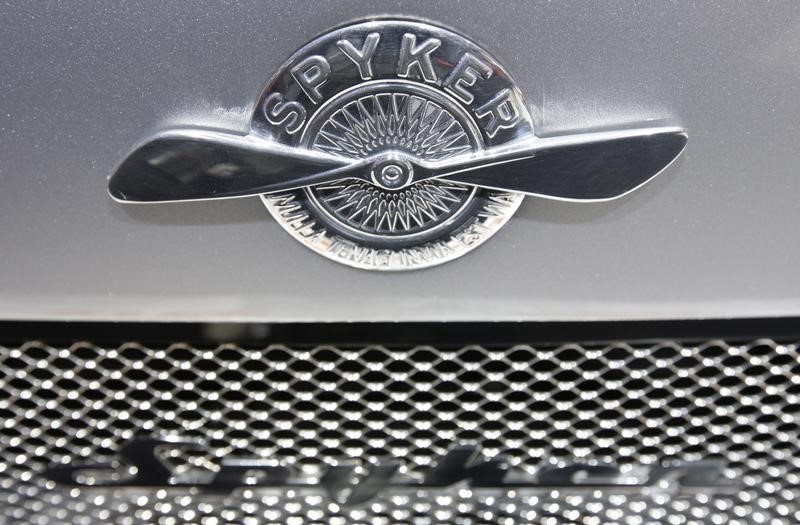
[[107, 18, 687, 270]]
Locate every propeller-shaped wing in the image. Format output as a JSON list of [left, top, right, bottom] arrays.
[[109, 126, 686, 203], [420, 127, 687, 201], [108, 129, 362, 203]]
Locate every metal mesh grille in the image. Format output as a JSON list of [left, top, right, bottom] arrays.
[[1, 338, 799, 524]]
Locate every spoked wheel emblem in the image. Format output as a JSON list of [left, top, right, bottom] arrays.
[[109, 18, 687, 270]]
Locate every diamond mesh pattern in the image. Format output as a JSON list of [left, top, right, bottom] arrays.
[[1, 338, 799, 524]]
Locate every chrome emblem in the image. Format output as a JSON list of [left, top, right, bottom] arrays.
[[46, 437, 733, 506], [109, 18, 687, 270]]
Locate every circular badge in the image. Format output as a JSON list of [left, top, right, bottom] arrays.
[[253, 19, 533, 270]]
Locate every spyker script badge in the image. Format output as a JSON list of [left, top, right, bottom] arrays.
[[108, 18, 687, 270], [46, 438, 733, 506]]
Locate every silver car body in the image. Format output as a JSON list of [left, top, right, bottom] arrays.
[[1, 2, 798, 321]]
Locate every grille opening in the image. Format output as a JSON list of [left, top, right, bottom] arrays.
[[0, 331, 799, 524]]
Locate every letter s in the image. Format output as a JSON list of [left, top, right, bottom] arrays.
[[263, 92, 307, 135]]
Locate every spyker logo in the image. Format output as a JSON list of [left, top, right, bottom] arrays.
[[46, 437, 733, 506], [108, 18, 687, 270]]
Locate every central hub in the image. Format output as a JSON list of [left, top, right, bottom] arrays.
[[371, 159, 413, 190], [298, 82, 483, 241]]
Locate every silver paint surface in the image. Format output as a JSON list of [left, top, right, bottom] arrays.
[[1, 2, 799, 321]]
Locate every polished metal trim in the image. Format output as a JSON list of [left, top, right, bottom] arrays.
[[46, 437, 733, 507], [107, 129, 356, 204], [109, 126, 686, 204], [106, 17, 688, 270]]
